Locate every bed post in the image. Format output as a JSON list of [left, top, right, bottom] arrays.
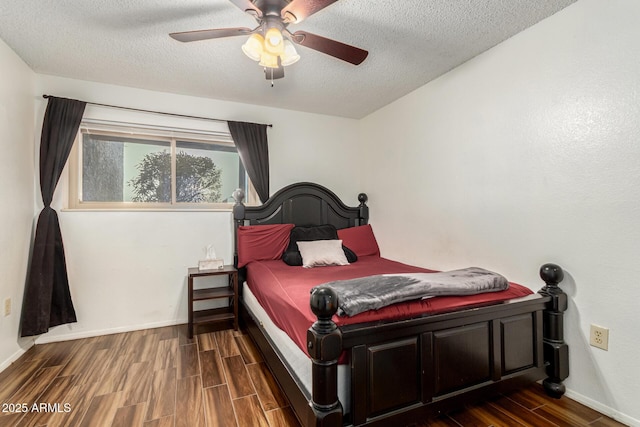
[[538, 263, 569, 398], [307, 287, 343, 427], [357, 193, 369, 225], [232, 189, 245, 268]]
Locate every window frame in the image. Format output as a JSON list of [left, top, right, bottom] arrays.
[[68, 120, 258, 210]]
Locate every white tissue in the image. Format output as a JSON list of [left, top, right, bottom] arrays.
[[204, 244, 217, 260]]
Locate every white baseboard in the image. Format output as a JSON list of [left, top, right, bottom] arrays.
[[33, 318, 186, 345], [565, 388, 639, 427], [0, 345, 32, 373]]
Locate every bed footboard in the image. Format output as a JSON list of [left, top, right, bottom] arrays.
[[307, 263, 568, 427]]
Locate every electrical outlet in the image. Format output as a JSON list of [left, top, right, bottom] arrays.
[[590, 324, 609, 350], [3, 298, 11, 317]]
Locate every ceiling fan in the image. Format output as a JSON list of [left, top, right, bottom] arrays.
[[169, 0, 368, 81]]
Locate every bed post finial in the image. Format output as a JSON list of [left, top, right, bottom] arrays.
[[539, 263, 569, 398], [540, 263, 564, 290], [232, 188, 245, 217], [308, 287, 343, 426]]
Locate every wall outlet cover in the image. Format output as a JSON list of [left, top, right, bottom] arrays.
[[589, 324, 609, 351]]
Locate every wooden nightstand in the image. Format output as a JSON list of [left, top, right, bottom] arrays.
[[187, 265, 238, 338]]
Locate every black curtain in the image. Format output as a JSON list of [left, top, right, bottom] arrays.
[[228, 121, 269, 203], [21, 97, 86, 337]]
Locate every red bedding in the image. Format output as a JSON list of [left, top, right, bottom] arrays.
[[245, 256, 533, 356]]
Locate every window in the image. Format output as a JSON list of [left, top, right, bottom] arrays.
[[68, 119, 256, 209]]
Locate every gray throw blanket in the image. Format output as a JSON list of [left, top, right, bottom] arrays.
[[314, 267, 509, 317]]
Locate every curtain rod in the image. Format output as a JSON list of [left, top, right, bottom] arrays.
[[42, 94, 273, 128]]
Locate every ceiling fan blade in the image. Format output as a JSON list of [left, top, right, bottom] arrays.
[[264, 66, 285, 80], [290, 31, 368, 65], [170, 27, 253, 43], [281, 0, 338, 23], [228, 0, 263, 18]]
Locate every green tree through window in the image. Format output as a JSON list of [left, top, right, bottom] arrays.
[[129, 151, 222, 203]]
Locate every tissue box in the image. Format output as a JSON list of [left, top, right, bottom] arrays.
[[198, 259, 224, 271]]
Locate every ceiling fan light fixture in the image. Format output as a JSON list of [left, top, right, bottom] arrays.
[[264, 27, 284, 55], [170, 0, 370, 82], [280, 40, 300, 66], [259, 51, 279, 68], [283, 11, 298, 24], [241, 33, 264, 61]]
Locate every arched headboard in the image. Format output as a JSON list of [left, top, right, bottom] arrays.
[[232, 182, 369, 268], [233, 182, 368, 228]]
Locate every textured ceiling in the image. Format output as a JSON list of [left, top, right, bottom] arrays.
[[0, 0, 576, 118]]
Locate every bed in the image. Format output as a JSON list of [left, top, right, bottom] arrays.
[[232, 182, 569, 427]]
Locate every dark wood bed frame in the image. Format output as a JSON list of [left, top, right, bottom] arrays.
[[232, 182, 569, 427]]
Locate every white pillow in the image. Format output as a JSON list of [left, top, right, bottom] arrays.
[[296, 240, 349, 268]]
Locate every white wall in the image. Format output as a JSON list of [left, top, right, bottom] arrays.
[[32, 75, 362, 342], [0, 39, 36, 369], [360, 0, 640, 424]]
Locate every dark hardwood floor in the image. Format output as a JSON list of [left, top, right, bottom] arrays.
[[0, 324, 626, 427]]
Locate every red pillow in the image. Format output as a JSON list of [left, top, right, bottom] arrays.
[[237, 224, 295, 268], [337, 224, 380, 257]]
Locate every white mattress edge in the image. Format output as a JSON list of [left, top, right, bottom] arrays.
[[242, 281, 350, 412]]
